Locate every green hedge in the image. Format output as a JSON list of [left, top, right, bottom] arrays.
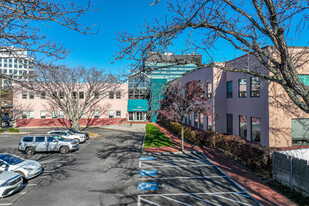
[[0, 128, 4, 133], [160, 119, 273, 171], [7, 127, 19, 133]]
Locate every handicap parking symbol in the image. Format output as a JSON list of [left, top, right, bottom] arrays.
[[139, 170, 157, 176], [139, 156, 154, 161], [138, 182, 158, 191]]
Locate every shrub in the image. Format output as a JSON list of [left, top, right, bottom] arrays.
[[7, 127, 19, 133], [159, 119, 273, 171], [0, 128, 4, 133]]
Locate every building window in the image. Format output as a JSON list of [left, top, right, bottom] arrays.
[[109, 110, 114, 118], [22, 111, 27, 119], [3, 59, 7, 67], [79, 91, 84, 99], [14, 59, 17, 68], [29, 91, 34, 99], [129, 112, 133, 121], [116, 110, 121, 118], [227, 81, 233, 98], [207, 115, 212, 131], [239, 115, 247, 138], [94, 110, 99, 118], [59, 92, 64, 99], [29, 111, 34, 119], [116, 91, 121, 99], [40, 110, 46, 119], [109, 91, 114, 99], [194, 112, 198, 127], [59, 111, 64, 118], [41, 92, 46, 99], [207, 82, 212, 98], [251, 117, 260, 142], [227, 114, 233, 134], [18, 60, 22, 68], [22, 91, 27, 99], [238, 79, 247, 98], [8, 58, 12, 67], [188, 114, 192, 125], [52, 92, 57, 99], [94, 92, 99, 99], [72, 91, 77, 99], [199, 114, 204, 129], [52, 111, 57, 119], [250, 77, 260, 97]]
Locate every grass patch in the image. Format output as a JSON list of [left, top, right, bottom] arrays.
[[144, 124, 175, 148]]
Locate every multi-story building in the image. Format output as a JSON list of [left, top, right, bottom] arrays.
[[13, 83, 128, 127], [128, 53, 202, 122], [178, 46, 309, 148]]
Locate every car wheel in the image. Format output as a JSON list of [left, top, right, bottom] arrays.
[[25, 147, 35, 155], [60, 146, 69, 154], [75, 138, 80, 143]]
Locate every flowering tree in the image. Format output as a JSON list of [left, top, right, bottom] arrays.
[[159, 80, 210, 151]]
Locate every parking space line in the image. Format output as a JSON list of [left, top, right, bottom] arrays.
[[140, 162, 214, 168], [139, 197, 161, 206], [139, 175, 226, 180], [0, 203, 13, 206], [187, 194, 220, 206], [160, 195, 191, 206], [211, 194, 254, 206], [139, 191, 247, 197]]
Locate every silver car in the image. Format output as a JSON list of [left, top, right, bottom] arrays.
[[0, 171, 23, 197], [0, 154, 42, 180], [47, 130, 86, 143], [18, 134, 79, 155]]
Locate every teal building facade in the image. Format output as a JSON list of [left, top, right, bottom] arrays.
[[127, 53, 202, 122]]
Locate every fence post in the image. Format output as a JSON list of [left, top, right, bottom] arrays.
[[290, 156, 293, 190]]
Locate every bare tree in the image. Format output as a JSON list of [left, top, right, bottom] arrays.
[[160, 80, 209, 151], [22, 65, 119, 130], [115, 0, 309, 114]]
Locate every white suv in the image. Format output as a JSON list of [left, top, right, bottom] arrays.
[[47, 130, 86, 143]]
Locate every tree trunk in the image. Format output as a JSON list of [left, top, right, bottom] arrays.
[[181, 124, 184, 152], [71, 119, 80, 130]]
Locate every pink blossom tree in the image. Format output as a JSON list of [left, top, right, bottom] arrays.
[[159, 80, 210, 151]]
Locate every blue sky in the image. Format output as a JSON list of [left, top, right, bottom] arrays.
[[42, 0, 308, 74]]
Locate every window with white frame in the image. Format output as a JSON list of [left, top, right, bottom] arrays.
[[116, 110, 121, 118], [22, 111, 27, 119], [40, 110, 46, 119], [109, 110, 114, 118], [94, 110, 99, 118], [52, 111, 57, 119], [59, 111, 64, 118], [29, 111, 34, 119]]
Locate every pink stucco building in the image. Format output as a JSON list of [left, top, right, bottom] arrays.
[[13, 83, 128, 127], [179, 47, 309, 148]]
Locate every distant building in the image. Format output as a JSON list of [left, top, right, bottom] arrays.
[[178, 46, 309, 148], [128, 53, 202, 122]]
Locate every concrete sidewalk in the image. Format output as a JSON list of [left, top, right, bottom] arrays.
[[144, 123, 296, 206], [98, 123, 146, 133]]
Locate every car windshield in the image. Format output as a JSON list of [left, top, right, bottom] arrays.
[[0, 154, 23, 165], [53, 135, 65, 141], [68, 129, 78, 133], [67, 131, 74, 135]]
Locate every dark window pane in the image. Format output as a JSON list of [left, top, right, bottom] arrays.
[[227, 81, 233, 98], [227, 114, 233, 134]]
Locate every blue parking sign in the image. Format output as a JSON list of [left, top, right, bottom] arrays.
[[139, 156, 154, 161], [139, 170, 157, 176], [138, 182, 158, 191]]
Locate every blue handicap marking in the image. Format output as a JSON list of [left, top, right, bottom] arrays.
[[139, 156, 154, 161], [138, 182, 158, 191], [139, 170, 157, 176]]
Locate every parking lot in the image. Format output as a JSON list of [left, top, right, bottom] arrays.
[[137, 152, 261, 206], [0, 128, 95, 206]]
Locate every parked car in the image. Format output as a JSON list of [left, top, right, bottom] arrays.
[[0, 171, 23, 197], [47, 130, 86, 143], [0, 154, 42, 180], [18, 134, 79, 155], [67, 129, 89, 140]]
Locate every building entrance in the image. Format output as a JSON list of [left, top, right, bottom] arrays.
[[128, 112, 148, 121]]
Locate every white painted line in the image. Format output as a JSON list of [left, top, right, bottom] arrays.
[[139, 191, 244, 197], [160, 195, 191, 206], [140, 163, 214, 168], [140, 197, 161, 206], [139, 175, 226, 180], [199, 153, 262, 206], [211, 194, 254, 206], [0, 203, 13, 206], [187, 194, 220, 206], [26, 183, 37, 186], [19, 192, 27, 195]]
